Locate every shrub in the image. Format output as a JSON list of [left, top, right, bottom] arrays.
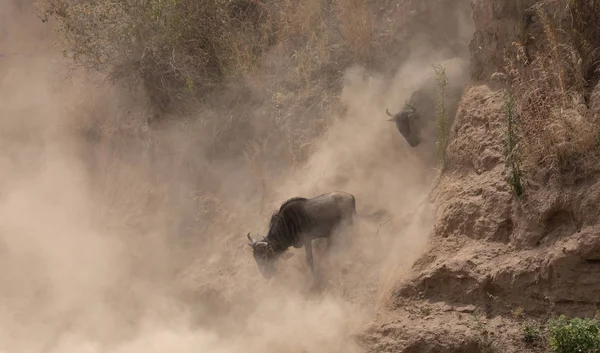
[[547, 315, 600, 353], [523, 323, 541, 343]]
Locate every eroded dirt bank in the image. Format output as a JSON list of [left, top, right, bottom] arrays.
[[361, 0, 600, 351], [2, 0, 600, 352]]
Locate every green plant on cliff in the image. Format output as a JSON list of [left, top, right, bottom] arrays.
[[502, 94, 524, 198], [433, 64, 449, 168], [548, 315, 600, 353], [522, 323, 541, 344]]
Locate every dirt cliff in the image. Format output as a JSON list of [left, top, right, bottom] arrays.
[[360, 0, 600, 351]]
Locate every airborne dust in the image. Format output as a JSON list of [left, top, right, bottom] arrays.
[[0, 1, 473, 352]]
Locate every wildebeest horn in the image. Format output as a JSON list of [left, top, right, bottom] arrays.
[[247, 232, 256, 247], [385, 108, 395, 118], [405, 103, 416, 112]]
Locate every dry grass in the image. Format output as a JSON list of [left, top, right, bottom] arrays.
[[503, 0, 600, 181], [35, 0, 232, 110], [334, 0, 373, 65], [566, 0, 600, 86], [32, 0, 427, 195], [34, 0, 374, 111], [33, 0, 383, 183]]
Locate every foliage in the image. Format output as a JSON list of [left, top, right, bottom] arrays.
[[523, 323, 541, 343], [548, 315, 600, 353]]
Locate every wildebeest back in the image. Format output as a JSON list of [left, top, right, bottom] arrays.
[[300, 192, 354, 238]]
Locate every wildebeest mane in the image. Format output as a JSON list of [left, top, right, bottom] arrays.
[[265, 196, 310, 251]]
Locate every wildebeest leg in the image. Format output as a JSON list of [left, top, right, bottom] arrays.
[[305, 241, 314, 274], [306, 240, 325, 294]]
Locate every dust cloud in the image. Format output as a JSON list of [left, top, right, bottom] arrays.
[[0, 1, 473, 352]]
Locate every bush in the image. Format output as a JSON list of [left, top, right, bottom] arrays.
[[523, 323, 541, 343], [548, 315, 600, 353]]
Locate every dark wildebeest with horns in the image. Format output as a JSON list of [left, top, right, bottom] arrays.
[[246, 191, 357, 280], [385, 102, 422, 147]]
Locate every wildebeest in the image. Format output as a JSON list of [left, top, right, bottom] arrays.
[[246, 191, 357, 280], [385, 102, 422, 147]]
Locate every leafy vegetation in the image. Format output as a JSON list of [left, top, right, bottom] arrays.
[[502, 93, 524, 198], [522, 323, 541, 344], [548, 315, 600, 353]]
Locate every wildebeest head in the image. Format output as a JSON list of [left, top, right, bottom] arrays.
[[385, 103, 418, 122], [246, 233, 293, 280]]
